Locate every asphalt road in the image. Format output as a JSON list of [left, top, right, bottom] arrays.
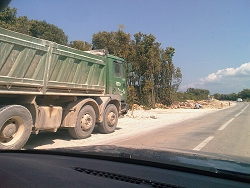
[[105, 102, 250, 158]]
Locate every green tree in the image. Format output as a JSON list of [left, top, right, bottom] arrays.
[[29, 20, 68, 45], [238, 89, 250, 100], [92, 29, 132, 59], [92, 30, 182, 108], [227, 93, 238, 101], [185, 88, 210, 100], [0, 7, 29, 35], [0, 6, 17, 30], [157, 47, 182, 105], [131, 32, 162, 108], [69, 40, 92, 51], [0, 7, 68, 45], [126, 86, 138, 109], [14, 16, 30, 34]]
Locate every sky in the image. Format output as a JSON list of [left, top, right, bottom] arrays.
[[9, 0, 250, 94]]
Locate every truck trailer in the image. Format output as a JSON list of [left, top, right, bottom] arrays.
[[0, 27, 127, 149]]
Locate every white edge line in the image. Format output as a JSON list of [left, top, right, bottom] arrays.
[[193, 136, 214, 151]]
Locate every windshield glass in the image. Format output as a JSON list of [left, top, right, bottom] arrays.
[[114, 61, 124, 78], [1, 0, 250, 175]]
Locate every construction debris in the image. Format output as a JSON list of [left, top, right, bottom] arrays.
[[169, 99, 233, 109], [132, 99, 233, 110]]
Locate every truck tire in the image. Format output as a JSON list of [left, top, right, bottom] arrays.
[[68, 105, 96, 139], [0, 105, 32, 150], [98, 104, 118, 134]]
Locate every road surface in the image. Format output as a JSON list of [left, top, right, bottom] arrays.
[[103, 102, 250, 157], [24, 102, 250, 158]]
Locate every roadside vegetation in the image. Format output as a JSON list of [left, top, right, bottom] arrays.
[[0, 7, 248, 109], [213, 89, 250, 102]]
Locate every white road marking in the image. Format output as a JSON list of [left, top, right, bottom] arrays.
[[235, 112, 241, 117], [193, 136, 214, 151], [218, 118, 234, 131], [193, 104, 249, 151]]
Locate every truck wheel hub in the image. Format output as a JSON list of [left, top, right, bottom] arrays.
[[80, 114, 92, 131], [107, 112, 116, 127], [1, 121, 17, 138]]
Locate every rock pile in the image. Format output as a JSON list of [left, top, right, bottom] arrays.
[[131, 99, 233, 110], [169, 99, 232, 109]]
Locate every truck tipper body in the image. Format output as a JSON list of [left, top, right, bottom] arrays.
[[0, 27, 127, 149]]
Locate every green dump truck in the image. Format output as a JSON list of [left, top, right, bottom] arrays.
[[0, 27, 128, 149]]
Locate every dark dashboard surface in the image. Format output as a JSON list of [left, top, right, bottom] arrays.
[[0, 149, 249, 188]]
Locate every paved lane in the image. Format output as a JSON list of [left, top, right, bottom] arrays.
[[108, 102, 250, 157], [201, 103, 250, 157]]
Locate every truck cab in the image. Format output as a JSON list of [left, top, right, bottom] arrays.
[[106, 55, 127, 113], [84, 50, 128, 114]]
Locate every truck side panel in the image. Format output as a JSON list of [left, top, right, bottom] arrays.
[[47, 44, 106, 94], [0, 28, 48, 90], [0, 28, 106, 96]]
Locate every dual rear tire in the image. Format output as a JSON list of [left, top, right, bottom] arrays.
[[98, 104, 118, 134], [68, 104, 119, 139], [68, 105, 96, 139]]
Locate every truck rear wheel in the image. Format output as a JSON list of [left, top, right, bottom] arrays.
[[98, 104, 118, 134], [68, 105, 96, 139], [0, 105, 32, 150]]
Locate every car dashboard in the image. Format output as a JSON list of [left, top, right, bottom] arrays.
[[0, 148, 249, 188]]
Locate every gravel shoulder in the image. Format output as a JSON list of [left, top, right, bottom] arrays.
[[24, 102, 236, 149]]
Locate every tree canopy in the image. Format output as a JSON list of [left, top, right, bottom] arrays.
[[213, 89, 250, 101], [93, 30, 182, 108], [29, 20, 68, 45], [176, 88, 210, 101], [68, 40, 92, 51], [0, 7, 68, 45]]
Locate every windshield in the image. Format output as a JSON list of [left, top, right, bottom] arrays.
[[1, 0, 250, 178]]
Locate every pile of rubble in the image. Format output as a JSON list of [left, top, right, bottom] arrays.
[[169, 99, 232, 109], [132, 99, 233, 110]]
